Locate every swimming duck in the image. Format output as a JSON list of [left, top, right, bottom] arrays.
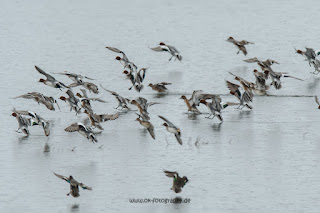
[[150, 42, 182, 61], [35, 66, 68, 89], [59, 89, 81, 115], [106, 46, 137, 71], [11, 112, 31, 136], [14, 92, 60, 111], [158, 115, 182, 145], [148, 82, 171, 93], [226, 37, 254, 56], [13, 109, 50, 136], [135, 115, 155, 139], [164, 170, 188, 193], [64, 122, 100, 143], [53, 172, 92, 197], [100, 85, 131, 110], [54, 71, 95, 84]]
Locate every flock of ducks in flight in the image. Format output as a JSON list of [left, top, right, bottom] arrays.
[[11, 39, 320, 196]]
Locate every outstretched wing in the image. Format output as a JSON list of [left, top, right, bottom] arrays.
[[164, 170, 178, 178], [282, 75, 304, 81], [159, 82, 172, 85], [79, 183, 92, 190], [305, 47, 316, 59], [100, 84, 119, 96], [68, 82, 81, 88], [64, 123, 80, 132], [158, 115, 176, 128], [150, 46, 165, 52], [99, 113, 120, 122], [105, 46, 123, 53], [35, 66, 56, 81], [226, 80, 241, 100], [53, 172, 70, 183], [175, 134, 183, 145], [243, 57, 260, 63]]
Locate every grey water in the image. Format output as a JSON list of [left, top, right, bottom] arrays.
[[1, 0, 320, 212]]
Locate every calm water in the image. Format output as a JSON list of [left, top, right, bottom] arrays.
[[1, 0, 320, 212]]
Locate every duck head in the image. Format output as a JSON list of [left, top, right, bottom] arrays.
[[179, 95, 186, 100], [11, 112, 17, 117], [59, 96, 67, 101], [115, 56, 121, 60], [39, 78, 46, 83], [227, 37, 234, 42], [162, 123, 168, 127], [182, 176, 189, 186], [159, 42, 166, 45], [148, 83, 153, 87]]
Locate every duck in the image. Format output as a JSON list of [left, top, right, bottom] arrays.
[[296, 47, 316, 66], [267, 70, 303, 90], [123, 68, 147, 92], [14, 92, 60, 111], [244, 57, 279, 67], [150, 42, 182, 61], [199, 96, 224, 121], [106, 46, 137, 71], [59, 89, 81, 114], [53, 172, 92, 197], [35, 66, 68, 89], [164, 170, 188, 193], [100, 85, 131, 110], [158, 115, 182, 145], [54, 71, 95, 84], [131, 100, 150, 121], [180, 90, 215, 114], [148, 82, 171, 93], [11, 111, 30, 136], [253, 69, 269, 91], [84, 109, 119, 130], [135, 115, 155, 139], [75, 89, 106, 113], [226, 80, 253, 109], [226, 37, 254, 56], [68, 81, 99, 94], [13, 109, 50, 136], [64, 122, 100, 143]]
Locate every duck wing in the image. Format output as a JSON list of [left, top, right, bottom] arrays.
[[79, 182, 92, 190], [158, 115, 176, 128], [53, 172, 70, 183], [35, 66, 56, 81], [64, 123, 81, 132], [164, 170, 179, 178]]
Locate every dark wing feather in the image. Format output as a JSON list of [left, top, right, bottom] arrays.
[[35, 66, 55, 81], [53, 172, 70, 183]]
